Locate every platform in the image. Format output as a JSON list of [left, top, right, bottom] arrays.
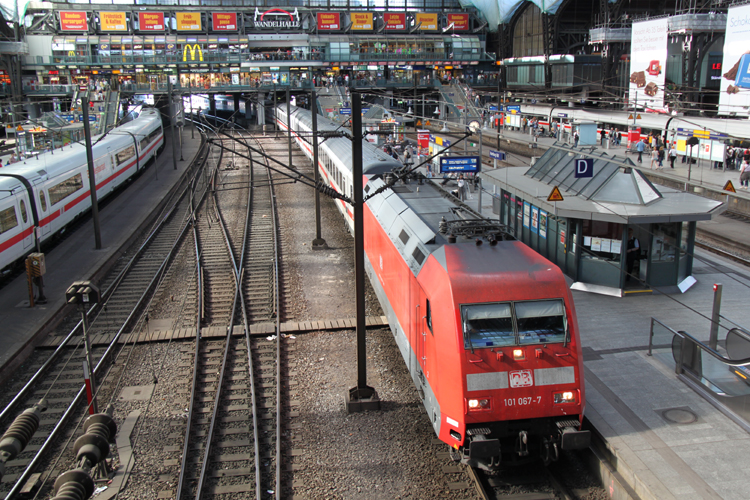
[[0, 127, 198, 379]]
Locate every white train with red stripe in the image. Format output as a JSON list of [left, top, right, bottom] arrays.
[[277, 103, 589, 469], [0, 108, 164, 271]]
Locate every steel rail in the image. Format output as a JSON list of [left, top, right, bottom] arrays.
[[3, 134, 212, 500], [0, 134, 209, 428]]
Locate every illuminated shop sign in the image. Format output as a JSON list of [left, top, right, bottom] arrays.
[[447, 13, 469, 31], [415, 13, 438, 31], [317, 12, 340, 30], [183, 44, 203, 62], [212, 12, 237, 31], [100, 12, 126, 31], [350, 12, 373, 30], [252, 8, 301, 29], [383, 13, 406, 31], [176, 12, 202, 31], [60, 11, 88, 31], [138, 12, 165, 31]]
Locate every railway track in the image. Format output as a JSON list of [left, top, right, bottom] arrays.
[[467, 462, 577, 500], [0, 130, 213, 500], [174, 128, 290, 500]]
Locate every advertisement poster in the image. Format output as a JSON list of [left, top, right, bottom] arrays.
[[628, 18, 668, 111], [176, 12, 202, 31], [415, 13, 438, 31], [317, 12, 340, 30], [351, 12, 373, 30], [531, 207, 539, 234], [418, 130, 430, 157], [139, 12, 164, 31], [523, 202, 530, 228], [383, 13, 406, 31], [447, 13, 469, 31], [539, 210, 547, 239], [100, 12, 126, 31], [59, 11, 88, 31], [719, 4, 750, 115], [212, 13, 237, 31]]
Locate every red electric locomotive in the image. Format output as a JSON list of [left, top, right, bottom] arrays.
[[275, 104, 590, 468]]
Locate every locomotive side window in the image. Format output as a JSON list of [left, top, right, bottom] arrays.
[[19, 200, 27, 223], [515, 299, 566, 345], [462, 303, 515, 348], [49, 173, 84, 206], [39, 191, 47, 212], [115, 145, 136, 166], [0, 206, 18, 234]]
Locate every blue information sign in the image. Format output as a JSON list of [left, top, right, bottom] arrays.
[[489, 105, 498, 111], [737, 55, 750, 88], [439, 156, 481, 173], [506, 105, 520, 113], [574, 158, 594, 178], [489, 150, 506, 161], [361, 107, 370, 113], [558, 113, 568, 118], [339, 107, 352, 115]]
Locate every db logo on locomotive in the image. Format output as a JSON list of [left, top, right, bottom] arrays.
[[509, 370, 534, 388]]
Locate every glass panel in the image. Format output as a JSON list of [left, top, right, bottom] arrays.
[[19, 200, 27, 224], [49, 174, 84, 206], [0, 207, 18, 234], [516, 300, 566, 345], [39, 191, 47, 212], [463, 303, 514, 348]]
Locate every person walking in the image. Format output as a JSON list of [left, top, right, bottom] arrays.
[[573, 130, 579, 148], [657, 147, 665, 169], [600, 129, 606, 146], [636, 138, 645, 163], [650, 147, 659, 169], [457, 175, 466, 201], [626, 229, 640, 282], [668, 144, 677, 168]]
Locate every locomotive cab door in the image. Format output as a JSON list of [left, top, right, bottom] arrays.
[[415, 286, 428, 399]]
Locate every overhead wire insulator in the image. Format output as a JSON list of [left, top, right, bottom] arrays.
[[0, 400, 46, 481]]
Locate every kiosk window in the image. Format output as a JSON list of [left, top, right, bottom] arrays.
[[0, 206, 18, 234]]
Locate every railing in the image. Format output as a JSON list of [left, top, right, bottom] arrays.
[[34, 49, 493, 67], [648, 317, 750, 429]]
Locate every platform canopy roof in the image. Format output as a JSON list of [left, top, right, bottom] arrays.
[[482, 143, 725, 223], [459, 0, 565, 28]]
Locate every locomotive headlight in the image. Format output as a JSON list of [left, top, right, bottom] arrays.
[[513, 349, 525, 360], [553, 391, 577, 404], [468, 398, 491, 410]]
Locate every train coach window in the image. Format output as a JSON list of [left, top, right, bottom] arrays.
[[462, 303, 515, 348], [515, 299, 566, 345], [115, 145, 136, 166], [49, 173, 84, 206], [19, 200, 27, 224], [39, 191, 47, 212], [0, 206, 18, 235]]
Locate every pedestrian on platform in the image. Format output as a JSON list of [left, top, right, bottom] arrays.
[[650, 147, 659, 169], [457, 175, 466, 201], [636, 139, 645, 163], [600, 129, 606, 146], [573, 130, 579, 148], [668, 145, 677, 168], [741, 160, 750, 189], [658, 147, 665, 168]]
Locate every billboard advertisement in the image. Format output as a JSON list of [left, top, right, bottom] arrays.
[[447, 13, 469, 31], [719, 4, 750, 115], [212, 12, 237, 31], [100, 12, 127, 31], [138, 12, 165, 31], [317, 12, 340, 30], [628, 18, 668, 111], [59, 11, 88, 31], [176, 12, 202, 31], [415, 13, 438, 31], [383, 13, 406, 31], [350, 12, 373, 30]]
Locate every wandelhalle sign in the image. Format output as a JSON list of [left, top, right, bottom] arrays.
[[252, 8, 301, 29]]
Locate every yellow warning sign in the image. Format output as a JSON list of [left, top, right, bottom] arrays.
[[636, 114, 642, 119], [416, 119, 422, 126], [547, 186, 564, 202], [628, 114, 633, 120], [723, 180, 737, 193]]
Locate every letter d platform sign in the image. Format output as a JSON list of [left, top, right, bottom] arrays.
[[575, 158, 594, 178]]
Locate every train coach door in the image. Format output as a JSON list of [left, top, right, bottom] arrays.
[[34, 180, 51, 237], [17, 195, 33, 251], [415, 286, 428, 399]]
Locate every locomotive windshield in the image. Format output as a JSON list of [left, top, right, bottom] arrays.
[[462, 299, 567, 349]]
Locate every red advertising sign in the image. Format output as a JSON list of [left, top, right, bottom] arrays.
[[383, 12, 406, 31], [138, 12, 165, 31], [212, 12, 237, 31], [59, 11, 88, 32], [447, 13, 469, 31], [317, 12, 340, 30], [417, 130, 430, 156]]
